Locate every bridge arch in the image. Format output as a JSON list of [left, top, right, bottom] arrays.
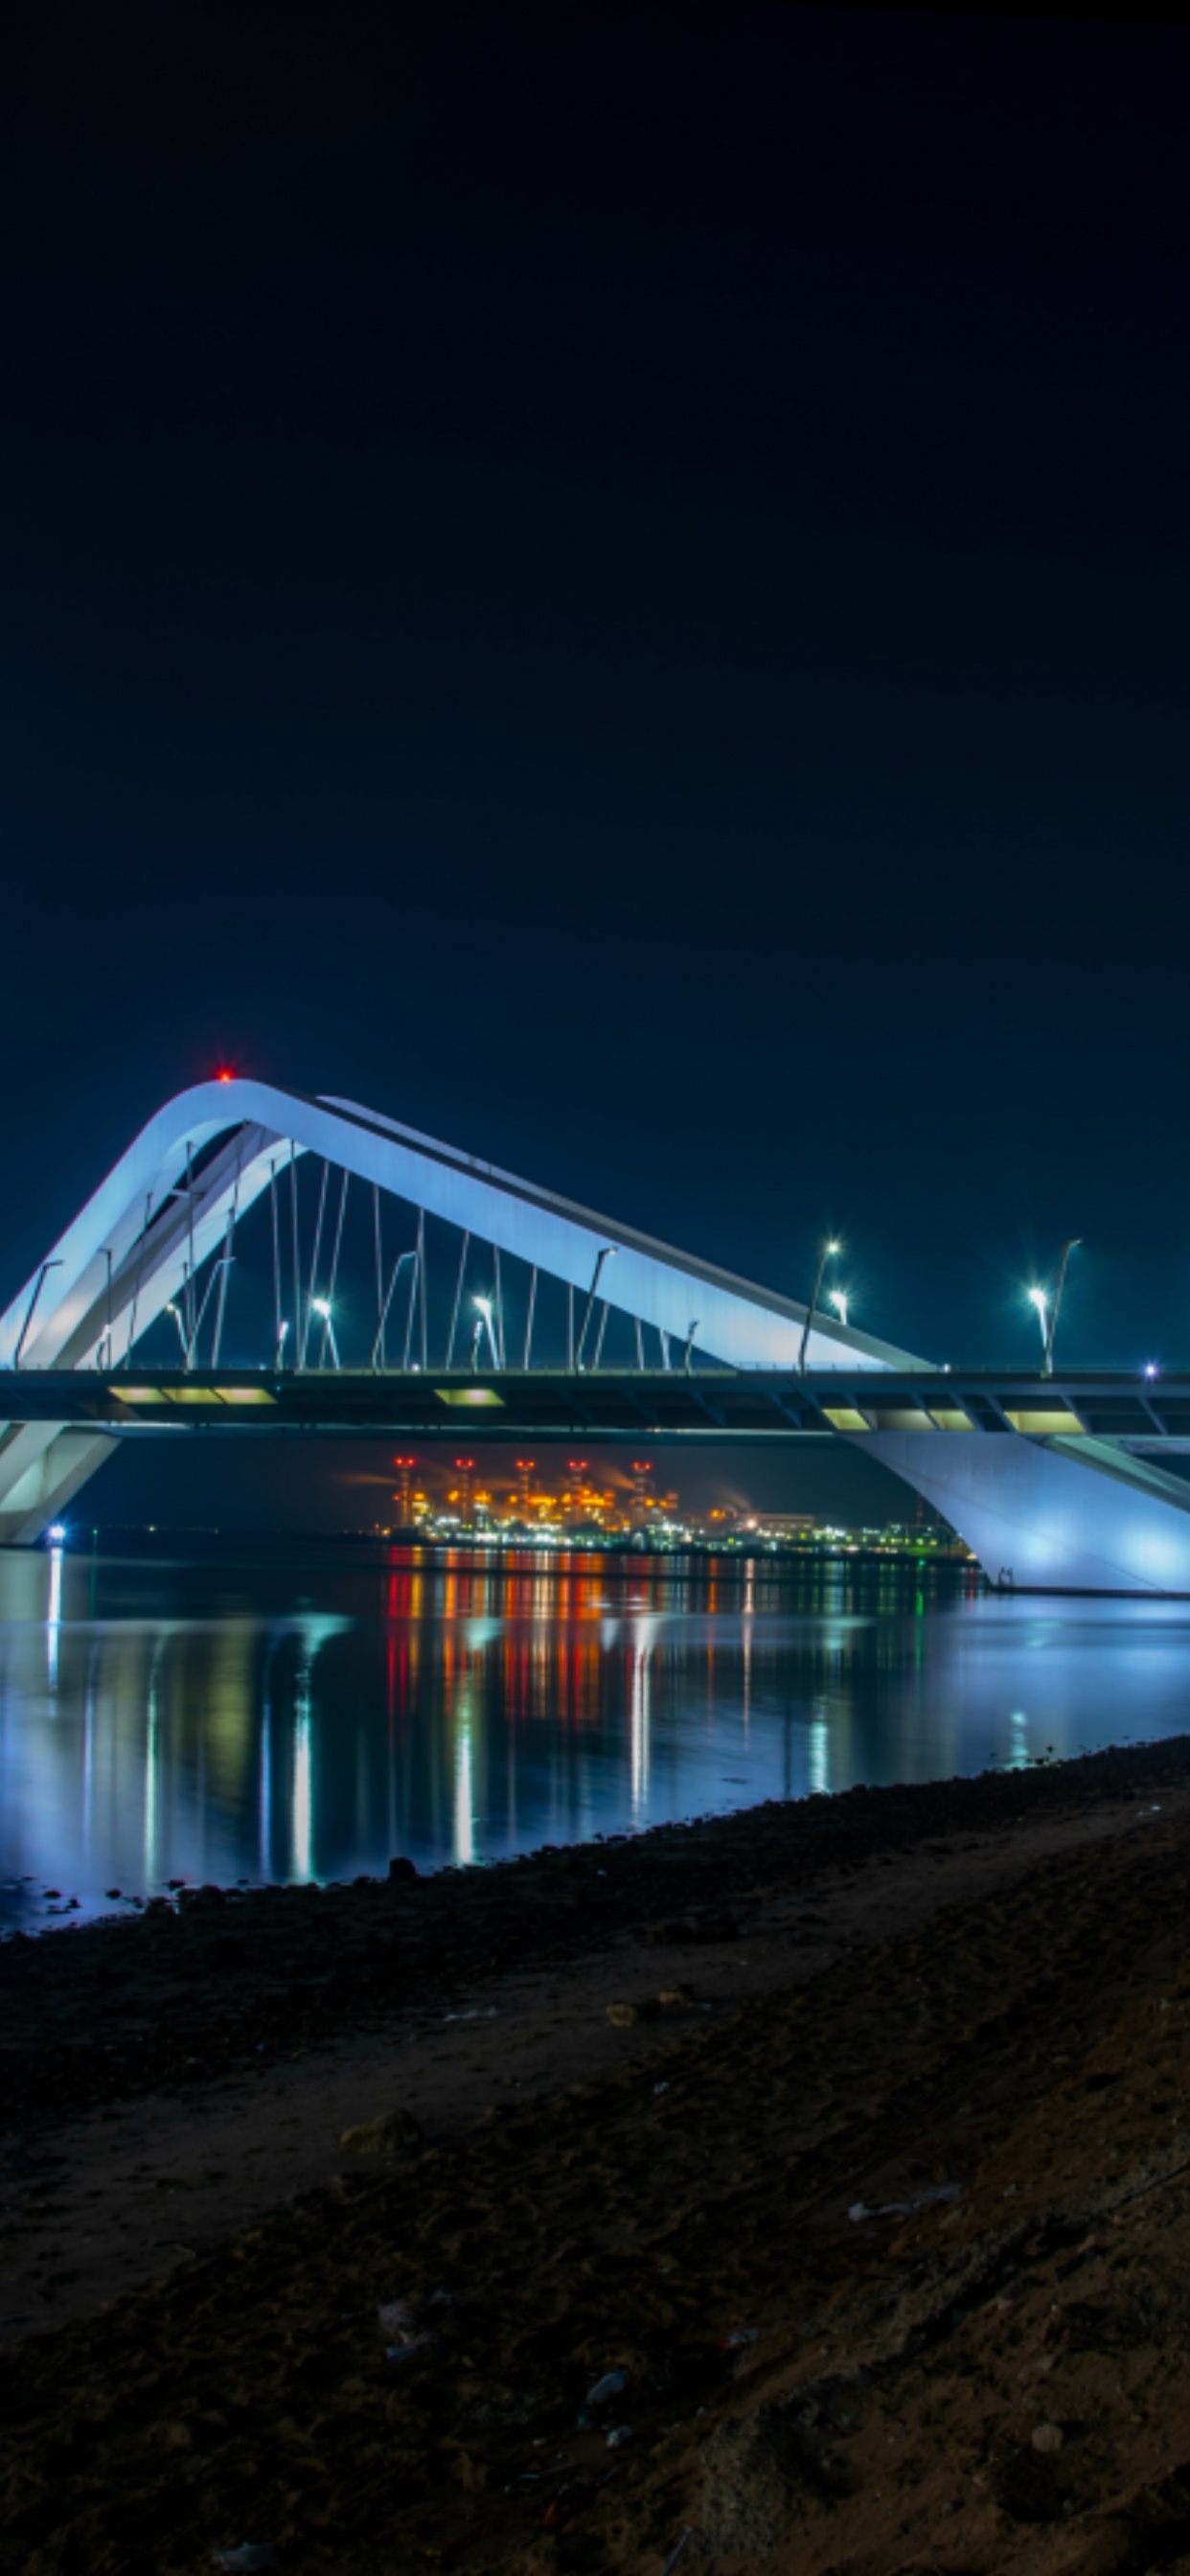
[[8, 1082, 1189, 1593], [0, 1078, 913, 1541]]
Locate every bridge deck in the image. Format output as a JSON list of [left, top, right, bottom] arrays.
[[2, 1368, 1187, 1444]]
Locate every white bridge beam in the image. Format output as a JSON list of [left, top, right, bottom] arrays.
[[0, 1078, 912, 1542]]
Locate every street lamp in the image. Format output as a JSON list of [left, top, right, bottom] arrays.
[[1044, 1237, 1082, 1377], [575, 1247, 618, 1370], [1026, 1284, 1048, 1357], [274, 1316, 290, 1370], [828, 1286, 849, 1330], [1028, 1238, 1082, 1376], [12, 1256, 62, 1371], [473, 1294, 499, 1369], [311, 1296, 340, 1370], [799, 1239, 841, 1374], [371, 1248, 416, 1370], [165, 1300, 188, 1360]]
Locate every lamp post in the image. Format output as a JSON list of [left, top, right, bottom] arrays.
[[1026, 1285, 1049, 1357], [100, 1248, 113, 1372], [799, 1239, 840, 1374], [473, 1295, 499, 1370], [1027, 1239, 1082, 1376], [311, 1296, 340, 1370], [12, 1257, 62, 1370], [371, 1248, 416, 1371], [575, 1247, 617, 1370], [1043, 1238, 1081, 1377]]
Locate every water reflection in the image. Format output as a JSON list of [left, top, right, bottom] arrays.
[[1, 1545, 1189, 1929], [47, 1542, 61, 1691], [455, 1711, 474, 1867], [810, 1706, 830, 1796]]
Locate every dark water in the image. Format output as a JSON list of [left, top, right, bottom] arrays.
[[2, 1544, 1189, 1932]]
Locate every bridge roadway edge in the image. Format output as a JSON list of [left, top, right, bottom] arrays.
[[9, 1369, 1190, 1589]]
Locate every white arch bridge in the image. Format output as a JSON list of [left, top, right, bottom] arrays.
[[4, 1077, 1190, 1593]]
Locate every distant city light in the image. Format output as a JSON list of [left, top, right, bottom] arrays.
[[312, 1298, 332, 1319], [1144, 1362, 1159, 1379], [47, 1524, 65, 1544]]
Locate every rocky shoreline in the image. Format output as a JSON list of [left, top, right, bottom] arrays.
[[5, 1737, 1190, 2571], [5, 1736, 1190, 2131]]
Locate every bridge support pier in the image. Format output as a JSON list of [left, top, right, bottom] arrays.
[[854, 1429, 1190, 1595], [0, 1424, 122, 1546]]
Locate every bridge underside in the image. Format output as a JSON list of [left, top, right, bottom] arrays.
[[3, 1078, 1190, 1589], [7, 1368, 1190, 1591]]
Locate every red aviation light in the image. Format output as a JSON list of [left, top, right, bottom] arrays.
[[215, 1068, 234, 1084]]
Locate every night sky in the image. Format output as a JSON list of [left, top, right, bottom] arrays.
[[3, 3, 1188, 1525]]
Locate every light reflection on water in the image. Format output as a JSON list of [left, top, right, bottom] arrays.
[[1, 1544, 1188, 1928]]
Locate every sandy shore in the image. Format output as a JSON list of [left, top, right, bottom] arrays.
[[5, 1738, 1190, 2572]]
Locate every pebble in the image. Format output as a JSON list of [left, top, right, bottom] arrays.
[[339, 2109, 423, 2156], [585, 2368, 629, 2406], [1031, 2420, 1064, 2453], [386, 2333, 443, 2367], [378, 2299, 417, 2339]]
